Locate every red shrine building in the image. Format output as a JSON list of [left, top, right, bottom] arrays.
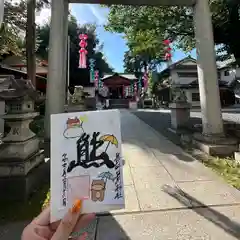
[[101, 73, 137, 99], [96, 73, 139, 109]]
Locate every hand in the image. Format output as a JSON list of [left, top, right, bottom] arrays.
[[21, 199, 95, 240]]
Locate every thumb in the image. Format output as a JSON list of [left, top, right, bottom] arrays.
[[51, 199, 82, 240], [33, 206, 51, 226]]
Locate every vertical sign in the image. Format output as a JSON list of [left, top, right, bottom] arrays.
[[134, 82, 137, 97], [143, 71, 148, 91], [95, 70, 99, 89], [89, 59, 95, 83]]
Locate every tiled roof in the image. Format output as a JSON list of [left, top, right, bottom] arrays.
[[102, 73, 137, 80], [217, 57, 236, 69]]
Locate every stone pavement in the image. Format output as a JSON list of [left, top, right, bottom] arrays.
[[1, 110, 240, 239], [96, 110, 240, 239]]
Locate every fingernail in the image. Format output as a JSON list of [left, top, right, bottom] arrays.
[[71, 199, 82, 213]]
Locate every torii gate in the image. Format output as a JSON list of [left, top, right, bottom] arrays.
[[45, 0, 223, 141]]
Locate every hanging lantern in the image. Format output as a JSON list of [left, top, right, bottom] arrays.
[[79, 34, 88, 68], [163, 39, 171, 45], [94, 70, 99, 89], [165, 52, 172, 61], [89, 59, 95, 83], [163, 39, 172, 62]]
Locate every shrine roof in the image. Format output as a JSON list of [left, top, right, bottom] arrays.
[[102, 73, 137, 81], [0, 76, 37, 100], [0, 65, 47, 81]]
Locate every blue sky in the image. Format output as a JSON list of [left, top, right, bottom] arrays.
[[69, 4, 196, 72]]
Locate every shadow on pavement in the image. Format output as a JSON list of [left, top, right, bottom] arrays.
[[132, 110, 201, 147], [162, 184, 240, 239], [124, 110, 199, 164], [96, 214, 131, 240]]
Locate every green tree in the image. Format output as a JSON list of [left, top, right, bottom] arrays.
[[0, 0, 26, 57], [0, 0, 49, 86], [0, 0, 49, 58], [105, 1, 240, 66], [36, 15, 113, 87]]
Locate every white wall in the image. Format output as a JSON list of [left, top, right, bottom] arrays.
[[184, 89, 200, 107], [219, 68, 236, 83], [171, 69, 198, 85], [170, 61, 237, 86]]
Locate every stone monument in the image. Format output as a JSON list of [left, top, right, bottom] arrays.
[[65, 85, 86, 112], [0, 77, 48, 201], [169, 87, 191, 131]]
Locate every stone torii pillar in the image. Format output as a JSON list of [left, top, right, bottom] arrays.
[[44, 0, 68, 140], [193, 0, 237, 155], [194, 0, 223, 137]]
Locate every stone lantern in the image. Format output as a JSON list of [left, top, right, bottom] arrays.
[[169, 86, 191, 131], [65, 85, 86, 112], [0, 77, 47, 201]]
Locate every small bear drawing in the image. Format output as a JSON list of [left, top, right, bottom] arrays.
[[91, 180, 106, 202]]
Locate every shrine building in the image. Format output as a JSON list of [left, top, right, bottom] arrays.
[[101, 73, 137, 99]]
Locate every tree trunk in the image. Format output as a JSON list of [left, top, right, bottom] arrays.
[[26, 0, 36, 87]]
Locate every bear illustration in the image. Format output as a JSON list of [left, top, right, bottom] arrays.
[[91, 180, 105, 202]]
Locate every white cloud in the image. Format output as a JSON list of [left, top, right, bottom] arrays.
[[70, 4, 88, 24], [87, 5, 106, 25]]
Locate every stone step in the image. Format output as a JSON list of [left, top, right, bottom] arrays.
[[110, 104, 129, 109]]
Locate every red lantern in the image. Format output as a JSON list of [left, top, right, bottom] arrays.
[[79, 34, 88, 68], [163, 39, 172, 61], [165, 52, 172, 61], [163, 39, 171, 45]]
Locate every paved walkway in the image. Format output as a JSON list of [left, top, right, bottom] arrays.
[[1, 110, 240, 239], [96, 110, 240, 239]]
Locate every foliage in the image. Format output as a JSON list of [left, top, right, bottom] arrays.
[[0, 0, 49, 60], [36, 15, 113, 86], [105, 1, 240, 67], [188, 147, 240, 190], [203, 156, 240, 190], [0, 0, 26, 57]]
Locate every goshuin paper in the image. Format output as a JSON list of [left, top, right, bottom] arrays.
[[50, 110, 125, 222]]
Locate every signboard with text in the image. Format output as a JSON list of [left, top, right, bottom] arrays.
[[50, 110, 125, 222]]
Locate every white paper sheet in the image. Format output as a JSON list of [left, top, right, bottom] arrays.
[[50, 109, 124, 222]]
